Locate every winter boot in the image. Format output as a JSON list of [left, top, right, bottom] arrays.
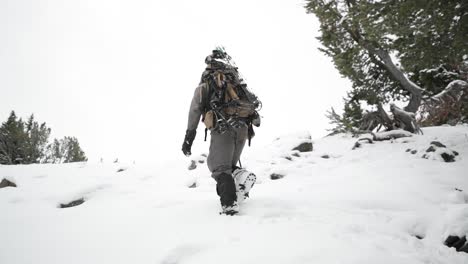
[[216, 173, 239, 215], [232, 168, 256, 203]]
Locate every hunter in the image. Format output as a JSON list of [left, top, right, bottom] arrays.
[[181, 48, 260, 215]]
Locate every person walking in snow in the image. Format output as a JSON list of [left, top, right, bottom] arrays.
[[181, 48, 261, 215]]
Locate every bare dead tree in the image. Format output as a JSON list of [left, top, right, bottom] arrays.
[[352, 129, 413, 150], [358, 104, 394, 133], [390, 103, 422, 134]]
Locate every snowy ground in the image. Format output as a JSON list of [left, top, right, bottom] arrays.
[[1, 126, 468, 264]]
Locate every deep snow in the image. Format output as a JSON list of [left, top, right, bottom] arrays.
[[1, 126, 468, 264]]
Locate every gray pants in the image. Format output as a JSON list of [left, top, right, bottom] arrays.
[[207, 126, 248, 180]]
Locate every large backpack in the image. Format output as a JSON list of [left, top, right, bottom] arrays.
[[200, 47, 261, 145]]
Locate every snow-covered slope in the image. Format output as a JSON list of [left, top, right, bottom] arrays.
[[1, 126, 468, 264]]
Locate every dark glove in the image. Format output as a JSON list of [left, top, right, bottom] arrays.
[[182, 129, 196, 156], [251, 111, 261, 127]]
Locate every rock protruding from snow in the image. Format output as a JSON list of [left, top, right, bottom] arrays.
[[440, 152, 456, 162], [445, 236, 468, 253], [270, 173, 285, 180], [59, 198, 85, 208], [0, 178, 17, 188], [421, 141, 459, 162], [430, 141, 446, 148], [292, 152, 300, 157], [270, 132, 313, 154], [188, 160, 197, 170], [188, 154, 208, 170], [292, 142, 313, 152]]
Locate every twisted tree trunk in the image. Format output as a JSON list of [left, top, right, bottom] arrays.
[[335, 8, 424, 113], [369, 48, 423, 113], [345, 27, 424, 113], [325, 3, 466, 131]]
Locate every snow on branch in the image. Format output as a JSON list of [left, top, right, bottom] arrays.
[[432, 80, 468, 101], [371, 129, 414, 141]]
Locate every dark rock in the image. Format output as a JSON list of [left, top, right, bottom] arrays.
[[453, 151, 459, 156], [405, 149, 411, 152], [459, 242, 468, 253], [59, 198, 85, 208], [445, 236, 468, 252], [431, 141, 447, 148], [410, 150, 418, 154], [422, 154, 428, 159], [188, 182, 197, 188], [188, 160, 197, 170], [445, 236, 460, 247], [292, 153, 300, 158], [452, 236, 467, 251], [426, 146, 436, 152], [116, 168, 126, 173], [201, 153, 208, 157], [0, 178, 17, 188], [455, 188, 463, 192], [292, 142, 313, 152], [270, 173, 285, 180], [321, 155, 330, 159], [284, 156, 292, 161], [441, 152, 455, 162], [198, 160, 205, 164], [352, 142, 361, 150], [414, 235, 424, 240]]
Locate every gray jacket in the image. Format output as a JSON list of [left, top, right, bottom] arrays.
[[187, 83, 210, 131]]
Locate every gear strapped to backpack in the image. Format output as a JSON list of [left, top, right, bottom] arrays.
[[200, 47, 261, 145]]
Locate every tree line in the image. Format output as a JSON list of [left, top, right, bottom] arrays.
[[0, 111, 87, 164], [305, 0, 468, 134]]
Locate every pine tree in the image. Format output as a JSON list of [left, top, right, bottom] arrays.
[[44, 137, 87, 163], [1, 111, 86, 164], [0, 111, 28, 164], [305, 0, 468, 131], [62, 137, 87, 163], [25, 114, 51, 163], [388, 0, 468, 94], [44, 138, 62, 163]]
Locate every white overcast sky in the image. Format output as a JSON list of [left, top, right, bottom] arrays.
[[0, 0, 351, 163]]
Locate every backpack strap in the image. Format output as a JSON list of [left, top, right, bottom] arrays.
[[201, 82, 214, 142], [201, 81, 214, 114]]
